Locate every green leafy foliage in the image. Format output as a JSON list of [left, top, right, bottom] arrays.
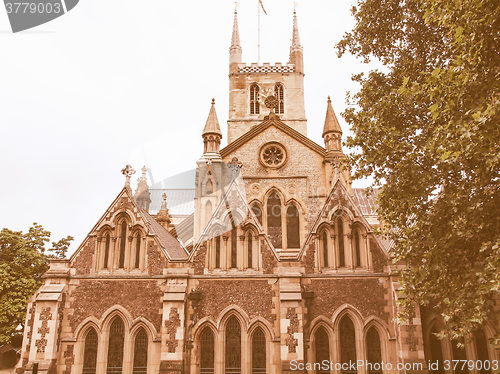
[[0, 223, 73, 345], [337, 0, 500, 340]]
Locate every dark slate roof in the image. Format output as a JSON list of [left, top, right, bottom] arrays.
[[352, 188, 379, 216], [148, 189, 195, 216]]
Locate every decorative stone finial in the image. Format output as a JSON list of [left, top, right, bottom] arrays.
[[121, 165, 136, 188], [227, 157, 243, 181], [212, 98, 215, 105]]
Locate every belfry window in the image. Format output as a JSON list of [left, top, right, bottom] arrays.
[[225, 316, 242, 374], [286, 205, 300, 248], [266, 192, 282, 248], [133, 328, 148, 374], [200, 328, 215, 374], [337, 218, 345, 267], [340, 316, 357, 374], [250, 84, 260, 115], [107, 317, 125, 374], [118, 222, 127, 269], [251, 328, 266, 374], [315, 327, 330, 374], [82, 328, 98, 374], [274, 83, 284, 114], [366, 327, 382, 374]]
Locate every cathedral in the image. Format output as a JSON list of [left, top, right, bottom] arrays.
[[16, 8, 498, 374]]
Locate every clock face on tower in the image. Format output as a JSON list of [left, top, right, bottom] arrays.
[[259, 142, 287, 169]]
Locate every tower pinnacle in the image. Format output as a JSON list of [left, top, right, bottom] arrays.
[[289, 9, 304, 74], [202, 99, 222, 155], [322, 96, 343, 153], [229, 6, 242, 71]]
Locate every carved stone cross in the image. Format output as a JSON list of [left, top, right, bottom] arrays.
[[121, 165, 136, 188]]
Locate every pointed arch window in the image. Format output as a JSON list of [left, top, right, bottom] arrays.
[[134, 233, 141, 269], [452, 340, 468, 374], [252, 205, 262, 225], [321, 231, 329, 268], [225, 316, 242, 374], [133, 328, 148, 374], [250, 84, 260, 115], [274, 83, 284, 114], [247, 232, 253, 269], [200, 328, 215, 374], [339, 316, 357, 374], [354, 229, 361, 268], [107, 317, 125, 374], [286, 205, 300, 248], [231, 226, 238, 268], [118, 221, 127, 269], [205, 201, 213, 225], [475, 330, 491, 374], [267, 192, 282, 248], [337, 218, 345, 267], [215, 235, 221, 269], [251, 328, 266, 374], [366, 327, 382, 374], [82, 328, 98, 374], [103, 233, 110, 269], [315, 327, 330, 374], [429, 325, 444, 374]]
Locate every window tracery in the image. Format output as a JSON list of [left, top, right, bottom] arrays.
[[274, 83, 284, 114], [82, 328, 98, 374], [250, 84, 260, 115], [315, 327, 330, 374], [340, 316, 357, 374], [200, 328, 215, 374], [251, 328, 266, 374], [107, 317, 125, 374], [133, 328, 148, 374], [225, 316, 242, 374]]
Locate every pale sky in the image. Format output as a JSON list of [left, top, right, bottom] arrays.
[[0, 0, 377, 254]]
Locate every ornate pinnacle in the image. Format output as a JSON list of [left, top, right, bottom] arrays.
[[121, 165, 136, 188]]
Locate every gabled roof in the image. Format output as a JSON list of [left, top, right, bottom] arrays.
[[70, 187, 189, 263], [220, 113, 326, 158]]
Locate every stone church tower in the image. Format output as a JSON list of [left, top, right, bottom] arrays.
[[16, 7, 498, 374]]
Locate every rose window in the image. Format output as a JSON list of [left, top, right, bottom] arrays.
[[260, 142, 287, 169]]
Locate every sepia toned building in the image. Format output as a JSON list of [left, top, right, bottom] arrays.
[[16, 8, 498, 374]]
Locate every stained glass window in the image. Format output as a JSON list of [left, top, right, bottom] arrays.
[[340, 316, 357, 374], [133, 328, 148, 374], [252, 328, 266, 374], [134, 233, 141, 269], [322, 231, 329, 267], [315, 327, 329, 374], [107, 317, 124, 374], [286, 205, 300, 248], [82, 328, 98, 374], [267, 193, 282, 249], [354, 230, 361, 267], [225, 316, 241, 374], [200, 328, 215, 374], [215, 236, 221, 269], [366, 327, 382, 374]]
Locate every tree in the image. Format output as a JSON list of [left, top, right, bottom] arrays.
[[337, 0, 500, 341], [0, 223, 73, 345]]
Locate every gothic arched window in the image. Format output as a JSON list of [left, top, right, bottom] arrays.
[[267, 192, 282, 249], [133, 328, 148, 374], [200, 327, 215, 374], [118, 221, 127, 269], [225, 316, 241, 374], [286, 205, 300, 248], [354, 229, 361, 268], [337, 218, 345, 267], [82, 328, 98, 374], [103, 233, 110, 269], [134, 233, 141, 269], [250, 84, 260, 115], [251, 328, 266, 374], [107, 317, 125, 374], [366, 327, 382, 374], [252, 205, 263, 225], [247, 232, 253, 269], [274, 83, 284, 114], [315, 327, 330, 374], [215, 235, 221, 269], [429, 325, 444, 374], [475, 330, 491, 374], [452, 340, 468, 374], [339, 316, 357, 374], [205, 201, 213, 225], [321, 230, 329, 268], [231, 226, 238, 268]]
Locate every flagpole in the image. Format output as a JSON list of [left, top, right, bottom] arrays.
[[258, 0, 261, 64]]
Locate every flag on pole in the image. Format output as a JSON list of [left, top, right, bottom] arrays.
[[259, 0, 268, 15]]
